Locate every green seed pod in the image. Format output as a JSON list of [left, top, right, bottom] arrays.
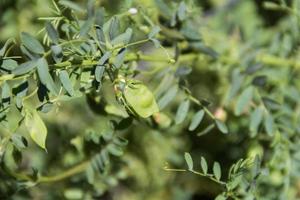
[[123, 80, 159, 118]]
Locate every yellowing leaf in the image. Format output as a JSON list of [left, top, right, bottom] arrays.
[[24, 108, 47, 150], [124, 81, 159, 118]]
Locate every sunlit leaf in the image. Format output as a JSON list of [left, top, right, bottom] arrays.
[[215, 119, 228, 134], [200, 156, 208, 175], [189, 110, 205, 131], [24, 108, 47, 150], [213, 161, 221, 180], [20, 32, 44, 54], [36, 58, 58, 96], [59, 70, 75, 96], [235, 86, 253, 116], [184, 152, 193, 171], [175, 99, 190, 124]]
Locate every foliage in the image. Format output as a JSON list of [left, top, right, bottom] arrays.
[[1, 0, 300, 199]]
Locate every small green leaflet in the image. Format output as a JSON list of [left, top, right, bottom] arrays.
[[189, 109, 205, 131], [250, 107, 263, 137], [80, 18, 94, 37], [148, 26, 161, 38], [24, 108, 47, 150], [11, 134, 28, 149], [107, 144, 123, 156], [45, 22, 59, 44], [213, 161, 221, 180], [20, 45, 37, 60], [113, 48, 127, 69], [51, 45, 63, 63], [59, 70, 75, 96], [59, 0, 84, 12], [158, 85, 178, 110], [235, 86, 253, 116], [124, 81, 159, 118], [215, 195, 227, 200], [197, 123, 215, 136], [0, 38, 14, 57], [86, 163, 95, 184], [36, 58, 58, 95], [184, 152, 193, 171], [177, 2, 186, 21], [12, 60, 37, 75], [200, 156, 208, 175], [264, 112, 274, 136], [20, 32, 44, 54], [150, 38, 160, 48], [95, 65, 105, 82], [1, 82, 11, 110], [108, 16, 120, 41], [111, 28, 132, 46], [98, 52, 111, 65], [95, 25, 106, 51], [175, 99, 190, 124], [1, 59, 18, 71], [215, 119, 228, 134]]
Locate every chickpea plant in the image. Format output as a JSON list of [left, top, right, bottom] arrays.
[[1, 0, 300, 199]]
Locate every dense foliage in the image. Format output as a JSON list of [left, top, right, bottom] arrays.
[[1, 0, 300, 199]]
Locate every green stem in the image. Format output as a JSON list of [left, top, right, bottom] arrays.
[[38, 161, 89, 183], [52, 53, 173, 69]]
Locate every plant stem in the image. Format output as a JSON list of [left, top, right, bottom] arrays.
[[38, 161, 89, 183]]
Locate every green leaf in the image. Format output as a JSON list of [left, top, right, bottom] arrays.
[[20, 32, 44, 54], [24, 108, 47, 149], [108, 16, 120, 41], [45, 22, 59, 44], [215, 119, 228, 134], [36, 58, 58, 95], [111, 28, 132, 46], [191, 43, 218, 59], [197, 123, 215, 136], [59, 0, 84, 12], [85, 163, 95, 184], [1, 59, 18, 71], [13, 81, 28, 109], [124, 81, 159, 118], [148, 26, 161, 38], [264, 112, 274, 136], [95, 65, 105, 82], [184, 152, 193, 171], [51, 45, 63, 63], [215, 194, 226, 200], [150, 38, 160, 48], [107, 144, 123, 156], [11, 134, 28, 149], [175, 99, 190, 124], [95, 25, 106, 51], [213, 161, 221, 180], [0, 38, 14, 57], [235, 86, 253, 115], [155, 0, 173, 18], [59, 70, 75, 96], [263, 2, 281, 10], [98, 52, 111, 65], [250, 107, 263, 137], [12, 60, 37, 75], [80, 18, 94, 37], [1, 82, 11, 110], [177, 2, 186, 21], [113, 48, 127, 69], [200, 156, 208, 175], [189, 109, 205, 131], [20, 45, 37, 60]]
